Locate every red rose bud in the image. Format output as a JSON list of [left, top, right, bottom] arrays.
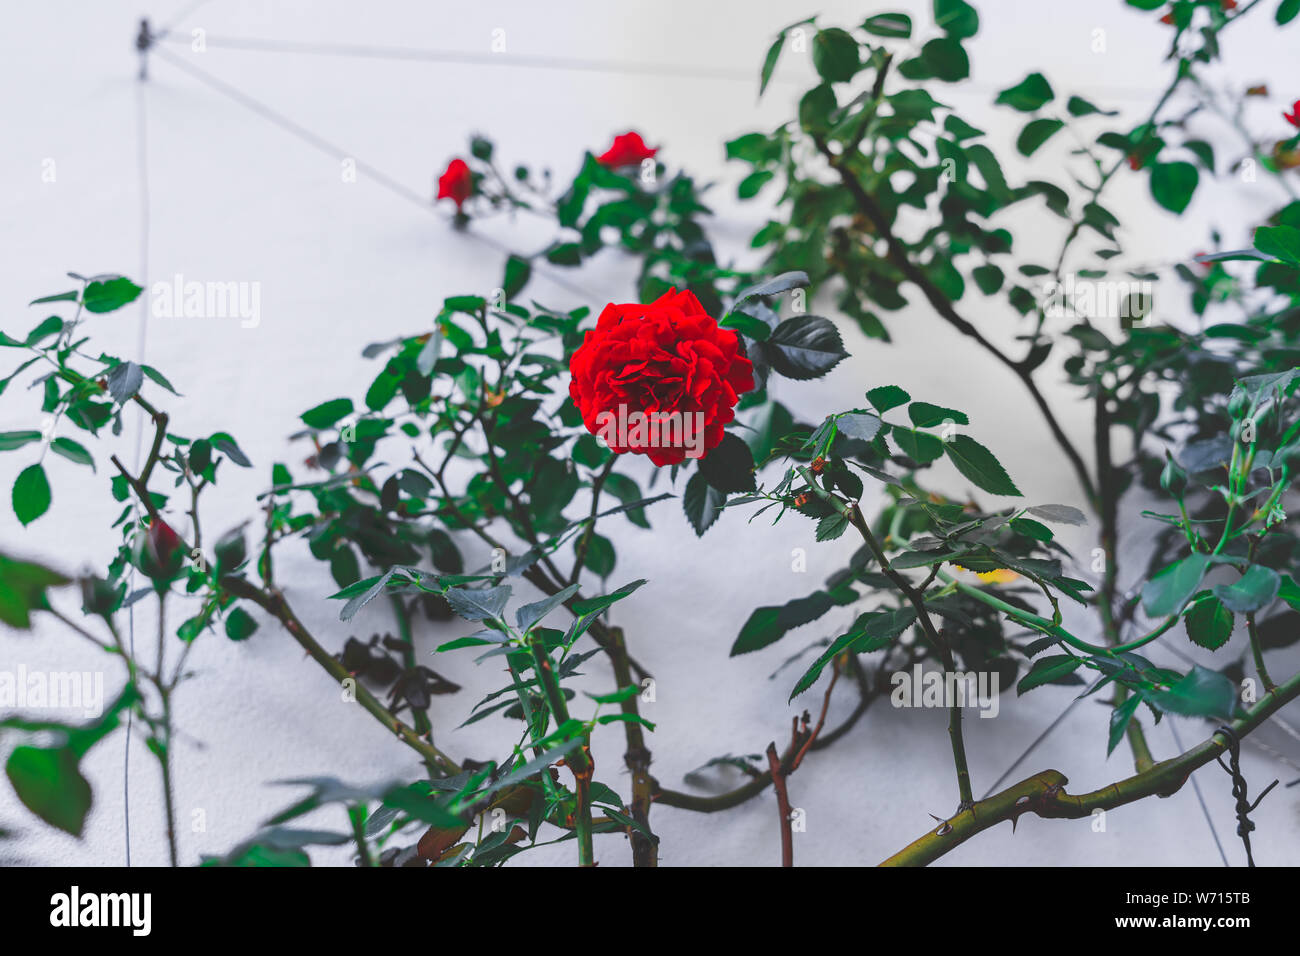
[[567, 288, 754, 467], [596, 131, 657, 169], [1285, 100, 1300, 129], [436, 158, 473, 209], [138, 517, 185, 583]]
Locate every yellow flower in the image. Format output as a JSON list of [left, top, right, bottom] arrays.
[[952, 564, 1020, 584]]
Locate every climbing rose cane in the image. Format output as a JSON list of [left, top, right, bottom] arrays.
[[568, 288, 754, 467]]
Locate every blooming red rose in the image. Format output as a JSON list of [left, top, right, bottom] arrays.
[[436, 158, 473, 209], [1285, 100, 1300, 128], [568, 289, 754, 467], [597, 131, 657, 169]]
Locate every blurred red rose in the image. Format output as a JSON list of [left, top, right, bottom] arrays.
[[597, 132, 657, 169], [1285, 100, 1300, 128], [436, 159, 473, 209], [568, 289, 753, 466]]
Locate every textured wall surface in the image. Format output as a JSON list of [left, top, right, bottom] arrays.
[[2, 0, 1298, 867]]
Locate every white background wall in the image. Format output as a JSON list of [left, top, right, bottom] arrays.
[[2, 0, 1298, 867]]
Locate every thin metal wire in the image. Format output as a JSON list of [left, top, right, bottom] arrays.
[[123, 71, 155, 869], [1168, 718, 1230, 866], [155, 32, 1167, 102], [150, 45, 599, 302], [980, 679, 1091, 799]]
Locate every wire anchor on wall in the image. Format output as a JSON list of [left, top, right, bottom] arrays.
[[1214, 725, 1280, 867], [135, 18, 154, 81]]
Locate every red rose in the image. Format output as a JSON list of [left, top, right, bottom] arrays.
[[568, 289, 754, 467], [436, 159, 473, 209], [1285, 100, 1300, 128], [597, 131, 657, 169]]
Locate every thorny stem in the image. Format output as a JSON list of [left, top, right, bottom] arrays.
[[882, 666, 1300, 866], [606, 626, 657, 867], [153, 594, 179, 867], [795, 465, 974, 807], [811, 136, 1098, 510], [1246, 613, 1278, 693], [526, 634, 594, 866], [1094, 391, 1154, 772], [569, 456, 617, 587], [220, 576, 461, 776]]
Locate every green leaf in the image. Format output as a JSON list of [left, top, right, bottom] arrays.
[[907, 402, 969, 428], [934, 0, 979, 37], [848, 606, 918, 652], [1183, 595, 1233, 651], [759, 31, 786, 97], [812, 28, 860, 83], [141, 364, 181, 396], [996, 73, 1053, 111], [1026, 504, 1086, 526], [545, 243, 582, 267], [106, 361, 144, 405], [444, 584, 512, 622], [1141, 553, 1210, 618], [1213, 565, 1281, 613], [737, 170, 774, 199], [943, 435, 1022, 496], [683, 472, 726, 535], [29, 290, 77, 305], [6, 746, 92, 836], [13, 464, 51, 525], [762, 316, 848, 380], [1016, 118, 1064, 156], [0, 552, 69, 629], [893, 428, 945, 464], [732, 271, 810, 308], [50, 437, 94, 470], [816, 512, 849, 541], [301, 398, 354, 429], [82, 277, 142, 314], [1254, 225, 1300, 266], [569, 578, 646, 617], [210, 432, 252, 468], [1144, 665, 1237, 720], [0, 431, 43, 452], [919, 37, 969, 82], [225, 606, 259, 641], [584, 533, 615, 577], [798, 84, 838, 133], [867, 385, 910, 413], [1066, 95, 1116, 117], [1277, 0, 1300, 24], [1107, 695, 1140, 756], [699, 433, 756, 493], [835, 412, 883, 442], [789, 631, 858, 701], [502, 254, 531, 299], [972, 264, 1004, 294], [1016, 654, 1081, 694], [861, 13, 912, 37], [720, 309, 772, 341], [1149, 162, 1199, 215], [731, 591, 835, 656], [25, 316, 63, 346]]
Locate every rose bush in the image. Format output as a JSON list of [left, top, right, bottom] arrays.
[[3, 1, 1300, 871]]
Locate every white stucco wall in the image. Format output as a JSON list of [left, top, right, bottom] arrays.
[[1, 0, 1298, 866]]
